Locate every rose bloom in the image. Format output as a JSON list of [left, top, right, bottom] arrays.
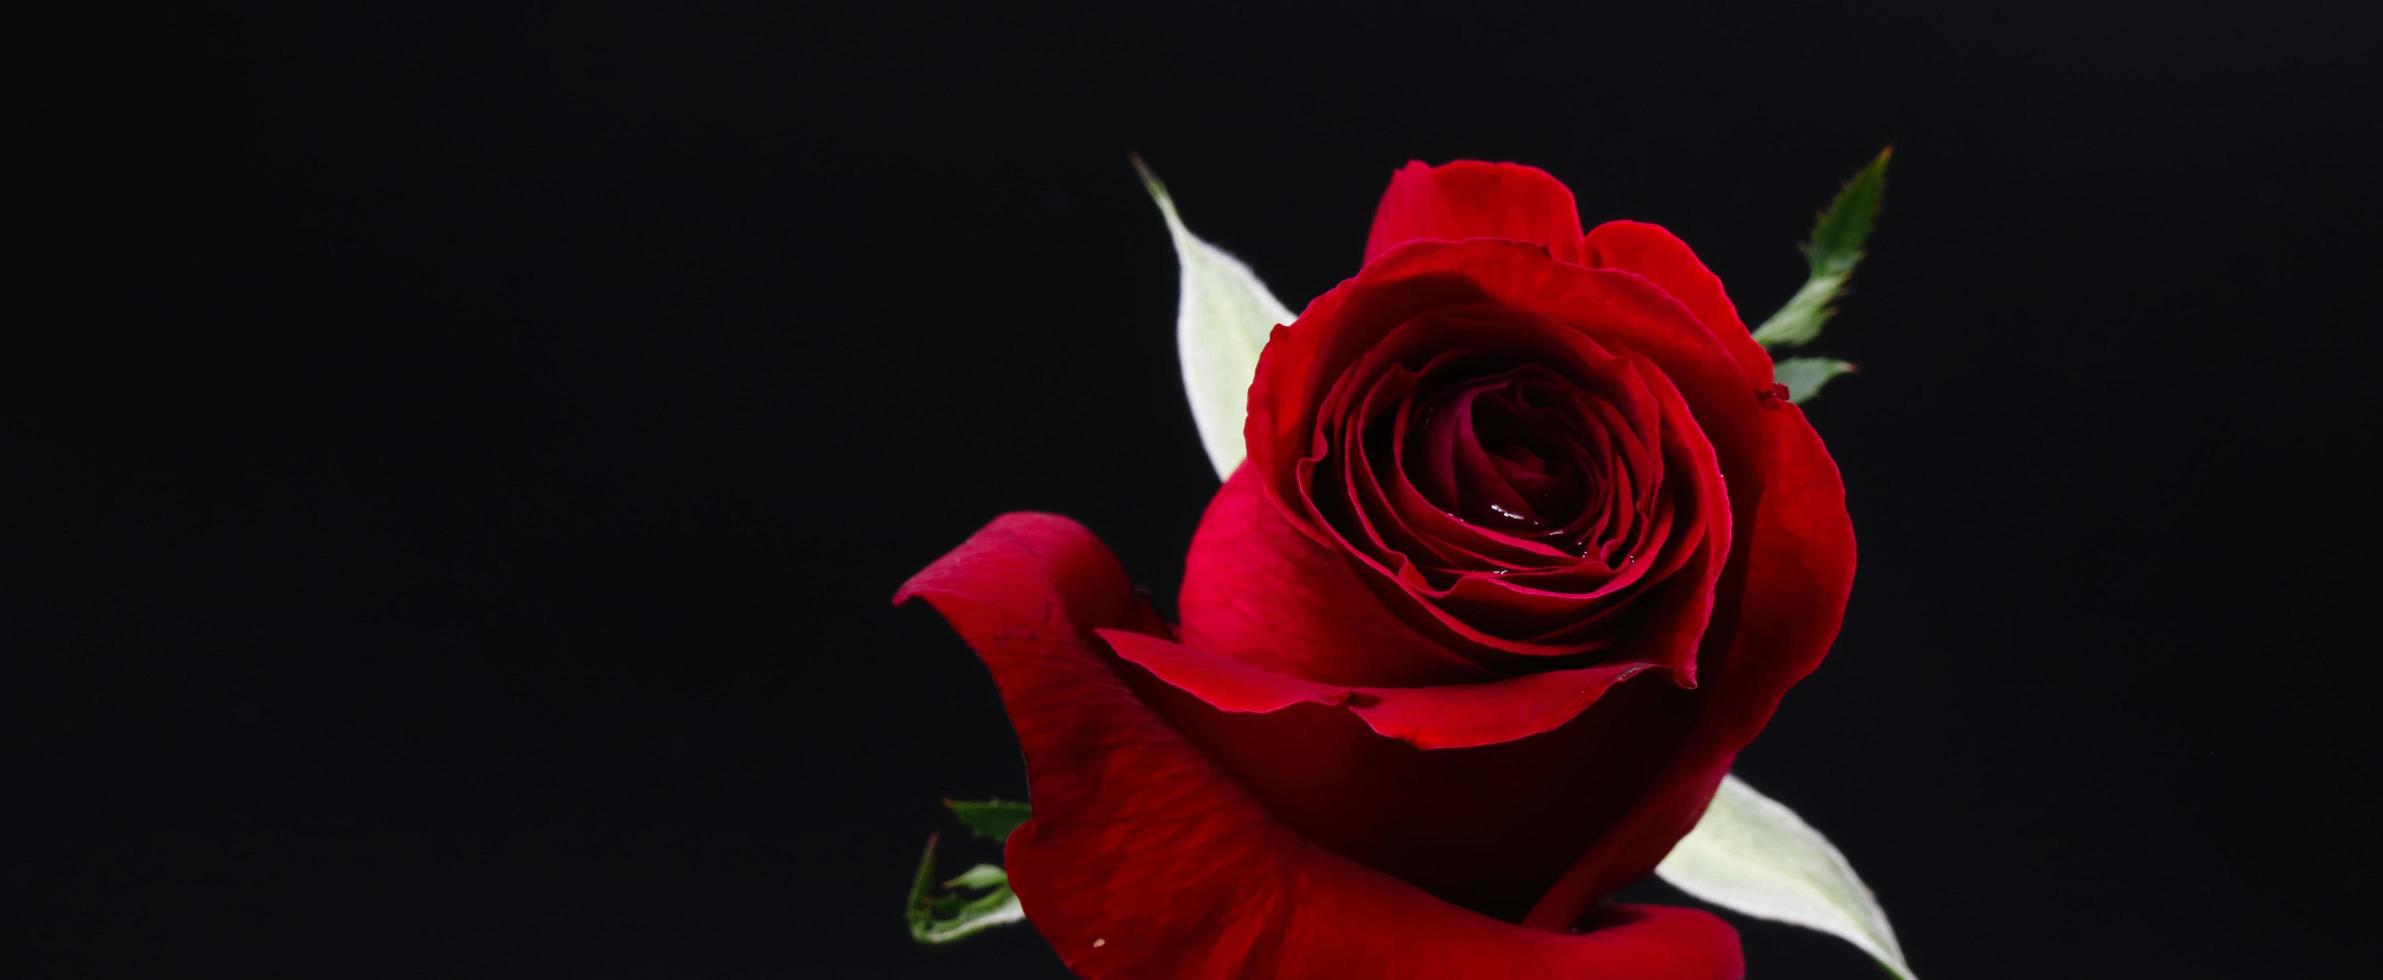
[[899, 161, 1855, 978]]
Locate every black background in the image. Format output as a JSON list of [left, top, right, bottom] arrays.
[[29, 1, 2381, 977]]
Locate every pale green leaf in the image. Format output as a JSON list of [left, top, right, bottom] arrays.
[[1752, 148, 1891, 350], [1752, 274, 1848, 351], [944, 863, 1010, 890], [1135, 156, 1296, 480], [944, 798, 1030, 842], [1772, 357, 1856, 404], [905, 835, 1027, 945], [1656, 775, 1916, 980]]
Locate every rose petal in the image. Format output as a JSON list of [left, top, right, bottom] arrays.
[[1343, 327, 1588, 572], [1583, 220, 1774, 386], [1524, 401, 1856, 930], [1365, 161, 1588, 266], [1706, 407, 1857, 731], [1112, 624, 1698, 921], [1252, 240, 1765, 550], [898, 512, 1744, 978], [1180, 466, 1489, 687], [1241, 236, 1848, 921], [1245, 285, 1733, 666], [1099, 628, 1654, 749]]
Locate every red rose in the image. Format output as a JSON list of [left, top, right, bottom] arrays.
[[899, 161, 1855, 978]]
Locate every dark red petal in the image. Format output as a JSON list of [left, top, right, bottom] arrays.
[[1248, 264, 1737, 664], [1525, 402, 1856, 930], [1118, 630, 1698, 923], [1102, 628, 1653, 750], [1527, 759, 1737, 931], [1365, 161, 1588, 266], [1250, 240, 1764, 541], [1583, 220, 1774, 386], [1690, 402, 1857, 748], [1391, 355, 1728, 674], [1181, 465, 1489, 686], [1235, 238, 1851, 920], [898, 513, 1744, 978], [1330, 318, 1591, 573]]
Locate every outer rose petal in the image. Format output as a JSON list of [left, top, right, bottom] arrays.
[[1582, 220, 1775, 386], [1365, 161, 1588, 266], [898, 513, 1744, 979], [1525, 402, 1855, 930], [1101, 627, 1652, 750], [1117, 626, 1696, 921]]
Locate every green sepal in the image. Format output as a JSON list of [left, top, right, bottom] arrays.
[[1753, 148, 1891, 349], [904, 833, 1027, 945], [944, 798, 1030, 843], [1773, 357, 1857, 404]]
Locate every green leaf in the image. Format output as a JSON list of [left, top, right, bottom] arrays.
[[944, 798, 1030, 842], [1772, 357, 1856, 404], [1136, 155, 1297, 481], [905, 834, 1027, 945], [944, 863, 1011, 890], [1806, 147, 1891, 280], [1752, 148, 1891, 350], [1655, 775, 1917, 980]]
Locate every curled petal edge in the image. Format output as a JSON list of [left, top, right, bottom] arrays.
[[897, 512, 1745, 980], [1101, 628, 1657, 751]]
